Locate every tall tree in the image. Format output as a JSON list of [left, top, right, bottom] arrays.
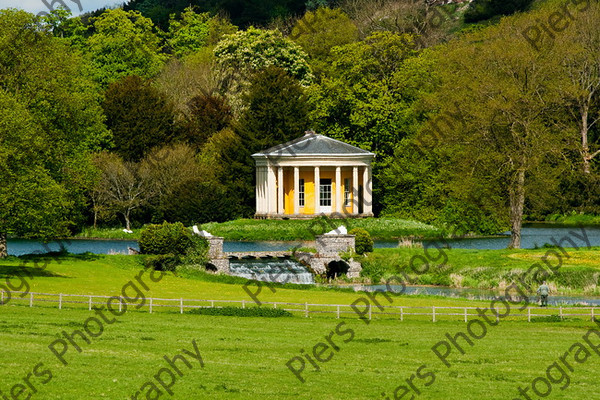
[[424, 12, 573, 248], [86, 9, 165, 87], [238, 66, 310, 153], [103, 75, 176, 162], [290, 7, 358, 78], [0, 9, 108, 255], [555, 2, 600, 174], [0, 91, 71, 257]]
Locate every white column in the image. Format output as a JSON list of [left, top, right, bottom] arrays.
[[277, 167, 284, 215], [255, 166, 260, 214], [352, 166, 359, 215], [335, 166, 342, 214], [314, 166, 320, 215], [363, 166, 372, 215], [268, 166, 277, 215], [293, 167, 299, 215]]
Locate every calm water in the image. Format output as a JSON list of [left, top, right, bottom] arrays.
[[6, 224, 599, 256]]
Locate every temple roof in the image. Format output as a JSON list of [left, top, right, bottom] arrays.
[[252, 131, 375, 158]]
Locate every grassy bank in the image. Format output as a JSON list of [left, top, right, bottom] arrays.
[[361, 246, 600, 295], [0, 305, 598, 399], [201, 217, 442, 241], [72, 217, 442, 241], [545, 212, 600, 226]]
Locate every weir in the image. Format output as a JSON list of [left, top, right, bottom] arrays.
[[199, 227, 362, 283]]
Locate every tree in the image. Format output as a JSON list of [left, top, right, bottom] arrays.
[[0, 10, 109, 255], [238, 66, 310, 153], [290, 8, 358, 78], [214, 26, 314, 89], [423, 13, 573, 248], [308, 31, 419, 158], [0, 91, 72, 257], [86, 9, 165, 87], [182, 93, 233, 148], [91, 152, 152, 231], [103, 75, 176, 162], [138, 144, 204, 222], [555, 2, 600, 174], [341, 0, 459, 47], [167, 7, 211, 57], [199, 128, 255, 217]]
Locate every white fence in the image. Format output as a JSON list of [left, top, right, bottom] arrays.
[[1, 290, 598, 322]]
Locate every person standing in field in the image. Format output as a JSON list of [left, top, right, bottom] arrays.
[[537, 281, 550, 307]]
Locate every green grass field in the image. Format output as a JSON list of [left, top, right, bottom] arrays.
[[1, 254, 600, 399], [1, 306, 599, 399]]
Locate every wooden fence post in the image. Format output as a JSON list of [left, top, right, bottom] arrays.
[[592, 308, 595, 322], [305, 302, 309, 318], [180, 298, 183, 314], [149, 297, 153, 313], [210, 300, 214, 308], [29, 292, 33, 307], [527, 308, 531, 322], [336, 305, 340, 319], [559, 306, 563, 320], [242, 300, 246, 309], [400, 307, 404, 322], [464, 308, 468, 323], [88, 296, 92, 311], [119, 297, 123, 313], [58, 294, 63, 310], [432, 306, 436, 322], [368, 304, 371, 321]]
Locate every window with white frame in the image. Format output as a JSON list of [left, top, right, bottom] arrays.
[[298, 179, 305, 207]]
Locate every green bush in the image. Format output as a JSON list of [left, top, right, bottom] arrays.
[[349, 228, 373, 254], [188, 306, 293, 317], [139, 221, 192, 255]]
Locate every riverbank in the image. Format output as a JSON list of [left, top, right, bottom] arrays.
[[360, 246, 600, 296], [74, 217, 443, 241]]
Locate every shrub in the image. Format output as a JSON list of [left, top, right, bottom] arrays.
[[139, 221, 192, 255], [188, 306, 293, 317], [349, 228, 373, 254]]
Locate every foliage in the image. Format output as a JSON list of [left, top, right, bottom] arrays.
[[291, 8, 358, 78], [182, 94, 233, 148], [103, 75, 176, 162], [308, 31, 419, 158], [0, 9, 108, 250], [214, 26, 313, 87], [238, 66, 310, 152], [139, 221, 193, 255], [167, 7, 211, 57], [86, 9, 165, 87], [188, 306, 293, 317], [464, 0, 533, 23], [349, 228, 374, 254]]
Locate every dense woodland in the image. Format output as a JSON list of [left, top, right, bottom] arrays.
[[0, 0, 599, 252]]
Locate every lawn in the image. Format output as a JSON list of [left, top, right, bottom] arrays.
[[0, 305, 598, 399]]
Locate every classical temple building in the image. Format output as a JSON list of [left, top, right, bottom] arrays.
[[252, 131, 375, 218]]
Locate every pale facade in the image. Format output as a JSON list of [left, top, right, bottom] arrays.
[[252, 131, 375, 218]]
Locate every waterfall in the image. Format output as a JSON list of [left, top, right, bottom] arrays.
[[229, 258, 314, 285]]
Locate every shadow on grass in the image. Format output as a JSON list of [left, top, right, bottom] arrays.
[[0, 265, 65, 279]]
